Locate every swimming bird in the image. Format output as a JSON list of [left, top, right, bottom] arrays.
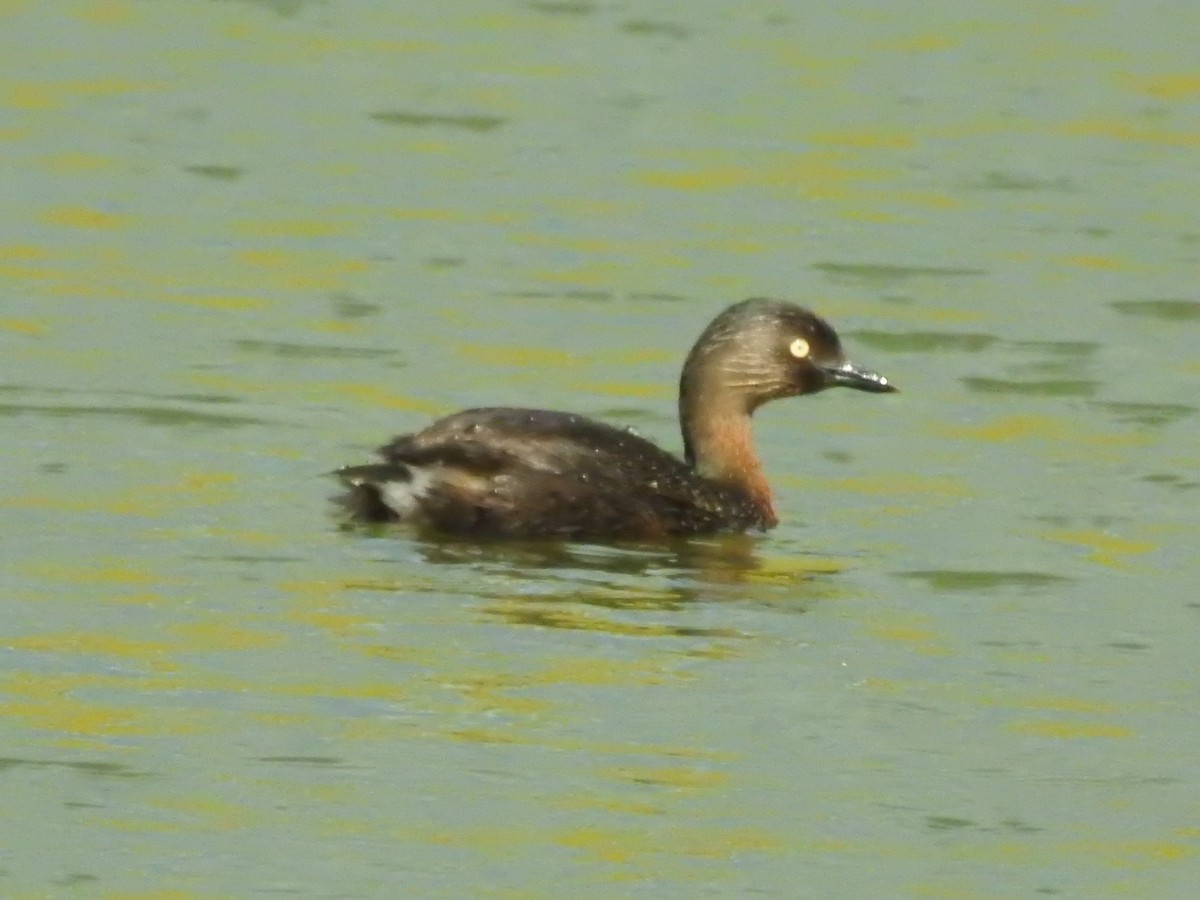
[[335, 299, 896, 539]]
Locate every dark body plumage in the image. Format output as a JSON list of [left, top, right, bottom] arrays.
[[339, 407, 764, 538], [335, 299, 896, 541]]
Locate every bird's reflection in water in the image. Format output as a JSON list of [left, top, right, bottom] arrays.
[[343, 526, 849, 637]]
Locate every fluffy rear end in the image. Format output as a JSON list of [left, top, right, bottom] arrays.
[[334, 463, 423, 524]]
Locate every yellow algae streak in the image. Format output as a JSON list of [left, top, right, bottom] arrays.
[[306, 318, 365, 335], [454, 342, 583, 368], [20, 560, 175, 588], [494, 657, 683, 689], [874, 32, 959, 54], [809, 128, 915, 150], [555, 795, 666, 817], [1060, 119, 1200, 148], [1061, 254, 1133, 271], [0, 673, 208, 737], [186, 373, 438, 414], [0, 317, 48, 336], [530, 262, 626, 286], [236, 248, 306, 269], [1009, 720, 1132, 740], [233, 218, 352, 239], [358, 643, 438, 664], [233, 247, 369, 291], [448, 679, 555, 718], [72, 0, 135, 25], [749, 553, 842, 579], [4, 487, 171, 520], [861, 608, 951, 656], [638, 165, 752, 192], [6, 632, 172, 661], [416, 822, 542, 856], [443, 728, 530, 746], [635, 150, 895, 204], [866, 624, 951, 657], [39, 152, 116, 174], [8, 622, 280, 663], [40, 205, 130, 230], [889, 189, 961, 210], [0, 242, 47, 262], [556, 823, 779, 863], [938, 414, 1071, 443], [288, 609, 378, 640], [270, 681, 408, 705], [6, 78, 163, 111], [157, 292, 274, 312], [385, 206, 462, 222], [146, 794, 254, 833], [9, 471, 239, 519], [322, 382, 442, 414], [481, 602, 738, 639], [600, 765, 728, 790], [511, 232, 631, 255], [925, 836, 1191, 869], [0, 1, 33, 19], [1127, 72, 1200, 101], [1040, 529, 1156, 569], [869, 624, 939, 645], [0, 697, 143, 737], [605, 347, 674, 365], [170, 621, 282, 652], [1007, 695, 1118, 715]]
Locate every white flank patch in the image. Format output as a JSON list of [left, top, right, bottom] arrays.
[[379, 467, 435, 519]]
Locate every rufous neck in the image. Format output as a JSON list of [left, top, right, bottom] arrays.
[[681, 398, 776, 526]]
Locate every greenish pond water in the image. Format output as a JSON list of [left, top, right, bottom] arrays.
[[2, 1, 1198, 897]]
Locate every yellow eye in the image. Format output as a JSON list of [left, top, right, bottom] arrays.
[[789, 337, 811, 359]]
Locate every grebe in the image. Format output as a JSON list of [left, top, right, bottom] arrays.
[[335, 299, 896, 539]]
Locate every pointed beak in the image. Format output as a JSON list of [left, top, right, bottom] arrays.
[[820, 360, 898, 393]]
